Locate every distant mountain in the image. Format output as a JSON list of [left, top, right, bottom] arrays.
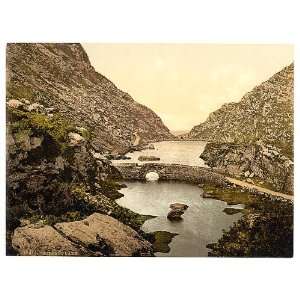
[[171, 130, 189, 137], [187, 63, 294, 158], [6, 43, 173, 153]]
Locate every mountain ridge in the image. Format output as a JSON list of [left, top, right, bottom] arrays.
[[186, 63, 294, 158], [6, 43, 174, 153]]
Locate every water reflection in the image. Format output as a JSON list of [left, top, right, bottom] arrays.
[[117, 181, 243, 257], [112, 140, 208, 167]]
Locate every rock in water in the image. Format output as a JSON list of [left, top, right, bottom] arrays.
[[169, 203, 189, 210], [167, 208, 185, 221], [138, 155, 160, 161], [167, 203, 189, 221]]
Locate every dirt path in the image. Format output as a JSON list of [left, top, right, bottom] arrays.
[[226, 177, 294, 202]]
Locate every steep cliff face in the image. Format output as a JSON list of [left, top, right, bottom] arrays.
[[187, 63, 294, 158], [6, 43, 173, 153]]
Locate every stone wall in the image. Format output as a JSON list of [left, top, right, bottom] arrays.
[[113, 163, 228, 187]]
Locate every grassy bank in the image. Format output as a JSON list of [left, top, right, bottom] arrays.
[[203, 184, 293, 257]]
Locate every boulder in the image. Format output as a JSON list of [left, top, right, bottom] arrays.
[[30, 136, 43, 149], [54, 213, 153, 256], [55, 156, 65, 170], [167, 208, 185, 221], [21, 99, 31, 105], [92, 152, 106, 160], [12, 225, 88, 256], [68, 132, 85, 147], [27, 103, 45, 113], [244, 170, 251, 177], [202, 191, 214, 198], [246, 178, 254, 184], [169, 203, 189, 210], [7, 99, 24, 109], [45, 107, 56, 114]]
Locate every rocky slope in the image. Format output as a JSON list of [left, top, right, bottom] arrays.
[[6, 99, 153, 256], [187, 63, 294, 158], [6, 43, 173, 153], [200, 142, 294, 194]]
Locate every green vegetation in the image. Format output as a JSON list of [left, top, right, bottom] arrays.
[[151, 231, 178, 253], [7, 83, 35, 100], [203, 182, 293, 257], [28, 211, 83, 226], [207, 196, 293, 257], [223, 208, 244, 215], [202, 184, 260, 207], [8, 108, 75, 145], [7, 107, 79, 161]]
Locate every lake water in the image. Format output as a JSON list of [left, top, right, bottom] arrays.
[[117, 181, 244, 257], [112, 140, 208, 167]]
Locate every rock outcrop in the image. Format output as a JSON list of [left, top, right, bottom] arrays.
[[200, 142, 293, 194], [6, 43, 173, 153], [55, 213, 152, 256], [12, 225, 89, 256], [6, 99, 152, 255], [12, 213, 153, 256], [187, 63, 294, 158]]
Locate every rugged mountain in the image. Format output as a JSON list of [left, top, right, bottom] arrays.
[[6, 43, 173, 153], [187, 63, 294, 158]]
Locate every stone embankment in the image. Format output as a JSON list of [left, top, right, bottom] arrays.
[[113, 163, 228, 187]]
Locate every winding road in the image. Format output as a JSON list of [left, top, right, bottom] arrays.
[[226, 177, 294, 202]]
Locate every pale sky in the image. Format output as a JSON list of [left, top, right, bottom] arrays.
[[83, 44, 293, 131]]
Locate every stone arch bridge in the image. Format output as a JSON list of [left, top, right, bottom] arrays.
[[112, 163, 228, 187]]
